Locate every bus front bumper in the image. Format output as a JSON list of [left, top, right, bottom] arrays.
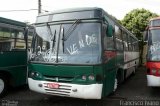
[[28, 78, 103, 99], [147, 75, 160, 86]]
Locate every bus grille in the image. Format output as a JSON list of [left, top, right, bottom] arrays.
[[44, 83, 72, 97], [43, 75, 74, 82]]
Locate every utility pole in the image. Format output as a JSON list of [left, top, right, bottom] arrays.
[[38, 0, 42, 14]]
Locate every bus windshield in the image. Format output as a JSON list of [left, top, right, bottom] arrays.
[[30, 22, 101, 64], [148, 29, 160, 61]]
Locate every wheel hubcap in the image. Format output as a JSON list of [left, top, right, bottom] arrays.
[[0, 79, 4, 93], [113, 78, 118, 91]]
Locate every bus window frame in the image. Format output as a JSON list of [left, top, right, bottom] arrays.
[[115, 25, 123, 51]]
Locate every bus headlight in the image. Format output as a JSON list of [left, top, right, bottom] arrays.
[[82, 75, 87, 80], [31, 72, 35, 77], [82, 75, 95, 81], [88, 75, 95, 81], [30, 71, 42, 78], [35, 72, 40, 77], [151, 69, 156, 74]]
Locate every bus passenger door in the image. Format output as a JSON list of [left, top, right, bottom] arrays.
[[103, 27, 117, 96]]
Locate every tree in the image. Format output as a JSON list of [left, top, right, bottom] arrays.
[[121, 8, 158, 65], [121, 8, 158, 40]]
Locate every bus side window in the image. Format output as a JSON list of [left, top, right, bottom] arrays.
[[133, 39, 139, 51], [131, 37, 135, 51], [128, 35, 132, 51], [122, 32, 128, 51], [0, 42, 11, 51], [14, 31, 26, 49], [115, 25, 123, 50]]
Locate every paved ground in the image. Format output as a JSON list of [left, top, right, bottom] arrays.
[[1, 66, 160, 106]]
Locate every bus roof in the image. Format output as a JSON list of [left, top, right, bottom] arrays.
[[38, 7, 102, 16], [149, 27, 160, 30], [36, 7, 104, 24], [36, 7, 138, 41], [0, 17, 26, 27], [150, 17, 160, 21]]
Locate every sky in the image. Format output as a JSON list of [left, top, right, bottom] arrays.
[[0, 0, 159, 23]]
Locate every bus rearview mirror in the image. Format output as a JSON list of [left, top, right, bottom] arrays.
[[107, 25, 113, 37]]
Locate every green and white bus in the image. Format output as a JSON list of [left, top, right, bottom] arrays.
[[28, 7, 139, 99], [0, 17, 30, 97]]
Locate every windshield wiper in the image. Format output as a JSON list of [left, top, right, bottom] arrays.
[[31, 27, 36, 53], [46, 23, 56, 52], [63, 19, 81, 41], [51, 30, 56, 52]]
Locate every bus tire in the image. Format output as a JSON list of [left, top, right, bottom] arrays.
[[0, 75, 7, 98]]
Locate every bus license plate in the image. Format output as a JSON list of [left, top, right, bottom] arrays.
[[47, 83, 59, 89]]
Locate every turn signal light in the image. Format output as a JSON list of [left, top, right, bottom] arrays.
[[88, 75, 95, 81]]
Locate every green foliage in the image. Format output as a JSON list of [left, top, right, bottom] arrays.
[[121, 8, 158, 40], [121, 8, 158, 65]]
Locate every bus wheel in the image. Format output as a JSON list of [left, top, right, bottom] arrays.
[[113, 78, 118, 92], [0, 76, 7, 97]]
